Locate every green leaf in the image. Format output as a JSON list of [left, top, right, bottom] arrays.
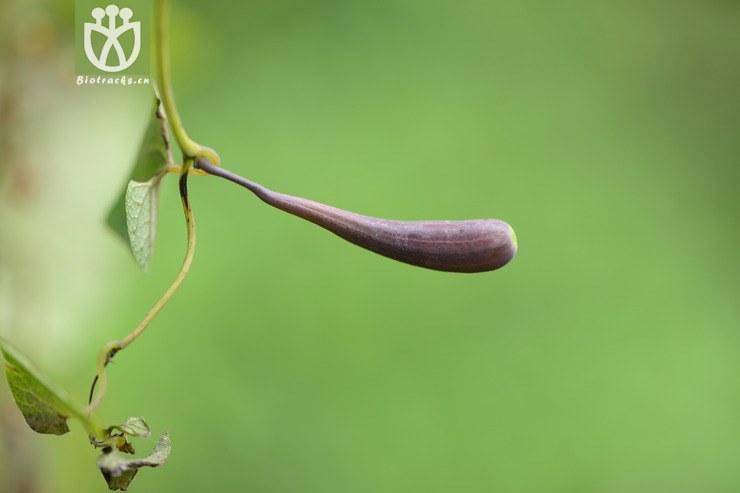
[[106, 90, 173, 269], [0, 337, 98, 436], [105, 470, 138, 491], [98, 433, 172, 491], [125, 176, 163, 272], [109, 417, 152, 459], [118, 416, 152, 439]]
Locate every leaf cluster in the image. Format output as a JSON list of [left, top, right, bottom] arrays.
[[0, 92, 174, 491]]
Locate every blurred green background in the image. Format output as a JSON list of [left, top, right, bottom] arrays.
[[1, 0, 740, 492]]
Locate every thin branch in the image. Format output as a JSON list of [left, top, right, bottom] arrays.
[[155, 0, 219, 165], [87, 160, 196, 414]]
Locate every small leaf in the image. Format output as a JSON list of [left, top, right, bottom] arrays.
[[118, 416, 151, 439], [109, 417, 151, 455], [107, 90, 173, 269], [98, 433, 172, 491], [0, 337, 97, 436], [125, 177, 163, 271], [106, 470, 138, 491]]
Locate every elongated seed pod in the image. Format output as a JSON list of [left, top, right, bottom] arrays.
[[195, 158, 517, 273]]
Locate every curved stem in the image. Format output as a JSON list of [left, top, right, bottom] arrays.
[[155, 0, 190, 155], [155, 0, 219, 165], [167, 163, 208, 175], [87, 161, 196, 414]]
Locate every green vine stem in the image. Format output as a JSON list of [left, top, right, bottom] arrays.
[[87, 160, 196, 415], [86, 0, 209, 417], [156, 0, 220, 165]]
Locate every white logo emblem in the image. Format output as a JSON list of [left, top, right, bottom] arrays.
[[84, 4, 141, 72]]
